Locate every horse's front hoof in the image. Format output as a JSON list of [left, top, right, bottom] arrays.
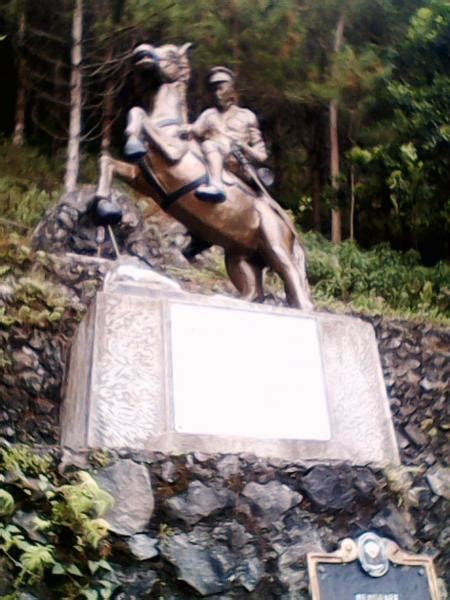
[[123, 139, 147, 162], [195, 185, 226, 203], [182, 236, 213, 261], [93, 197, 123, 226]]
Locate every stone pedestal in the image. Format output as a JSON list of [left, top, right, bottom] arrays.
[[61, 260, 399, 466]]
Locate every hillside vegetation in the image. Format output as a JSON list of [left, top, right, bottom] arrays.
[[0, 140, 448, 324]]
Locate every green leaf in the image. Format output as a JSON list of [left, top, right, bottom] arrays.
[[51, 563, 66, 575], [88, 560, 100, 575], [19, 544, 55, 580], [97, 559, 113, 572], [32, 515, 52, 532], [0, 489, 15, 516], [66, 564, 83, 577], [400, 142, 418, 163], [100, 587, 113, 600], [4, 525, 20, 534], [80, 590, 99, 600]]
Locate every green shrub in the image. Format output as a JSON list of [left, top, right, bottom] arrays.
[[0, 139, 65, 230], [0, 445, 116, 599], [0, 234, 82, 329], [304, 232, 450, 321], [0, 176, 57, 229], [0, 138, 98, 231]]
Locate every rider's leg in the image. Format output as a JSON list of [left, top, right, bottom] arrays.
[[124, 107, 147, 162], [204, 142, 224, 191], [195, 140, 226, 202]]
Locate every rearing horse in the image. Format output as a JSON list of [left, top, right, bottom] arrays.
[[96, 42, 314, 311]]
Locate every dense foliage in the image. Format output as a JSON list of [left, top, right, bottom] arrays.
[[0, 233, 81, 334], [0, 225, 448, 323], [0, 0, 448, 261], [305, 232, 450, 321], [0, 444, 115, 599], [0, 138, 96, 232]]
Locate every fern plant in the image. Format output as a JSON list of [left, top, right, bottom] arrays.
[[0, 445, 117, 599]]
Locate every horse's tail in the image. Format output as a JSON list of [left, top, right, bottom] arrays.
[[261, 193, 298, 237], [292, 234, 315, 311]]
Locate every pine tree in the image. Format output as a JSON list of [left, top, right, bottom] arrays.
[[64, 0, 83, 193]]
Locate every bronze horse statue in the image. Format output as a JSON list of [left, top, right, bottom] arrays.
[[95, 43, 314, 311]]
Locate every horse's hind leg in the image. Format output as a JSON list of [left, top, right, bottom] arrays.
[[258, 207, 313, 310], [225, 252, 264, 302]]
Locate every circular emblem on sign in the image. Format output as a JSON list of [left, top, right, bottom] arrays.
[[357, 532, 389, 577]]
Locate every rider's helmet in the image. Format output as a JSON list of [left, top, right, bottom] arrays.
[[207, 66, 235, 86]]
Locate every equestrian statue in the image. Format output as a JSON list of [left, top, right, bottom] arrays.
[[95, 42, 314, 311]]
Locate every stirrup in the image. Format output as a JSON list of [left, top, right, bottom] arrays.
[[124, 139, 147, 162], [194, 184, 226, 203]]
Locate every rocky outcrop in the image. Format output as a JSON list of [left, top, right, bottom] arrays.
[[32, 186, 162, 267], [11, 449, 443, 599]]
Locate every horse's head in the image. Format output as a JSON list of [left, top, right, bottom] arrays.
[[132, 42, 192, 84]]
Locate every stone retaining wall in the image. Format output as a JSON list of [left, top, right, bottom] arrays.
[[3, 447, 443, 598], [1, 242, 448, 597], [370, 316, 449, 468], [112, 449, 449, 597]]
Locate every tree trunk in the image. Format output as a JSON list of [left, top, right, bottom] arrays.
[[101, 52, 114, 151], [101, 0, 123, 150], [312, 168, 322, 232], [12, 5, 26, 147], [64, 0, 83, 194], [350, 163, 355, 241], [330, 13, 345, 243]]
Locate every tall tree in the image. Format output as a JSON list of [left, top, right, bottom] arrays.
[[64, 0, 83, 193], [329, 12, 345, 242], [98, 0, 126, 150], [12, 0, 26, 146]]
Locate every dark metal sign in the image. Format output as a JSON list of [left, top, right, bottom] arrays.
[[307, 533, 440, 600]]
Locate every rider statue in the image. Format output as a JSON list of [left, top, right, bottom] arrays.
[[124, 62, 270, 259], [96, 42, 313, 310], [188, 66, 268, 203], [124, 64, 268, 204]]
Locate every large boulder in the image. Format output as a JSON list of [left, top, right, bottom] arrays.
[[95, 459, 154, 535], [31, 186, 164, 267]]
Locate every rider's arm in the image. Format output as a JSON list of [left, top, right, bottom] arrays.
[[238, 111, 268, 164], [189, 109, 214, 140]]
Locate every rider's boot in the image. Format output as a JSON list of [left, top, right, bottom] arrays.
[[195, 148, 226, 203]]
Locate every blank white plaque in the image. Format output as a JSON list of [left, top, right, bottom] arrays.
[[170, 303, 331, 441]]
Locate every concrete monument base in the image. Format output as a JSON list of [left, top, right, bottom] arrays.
[[61, 259, 399, 466]]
